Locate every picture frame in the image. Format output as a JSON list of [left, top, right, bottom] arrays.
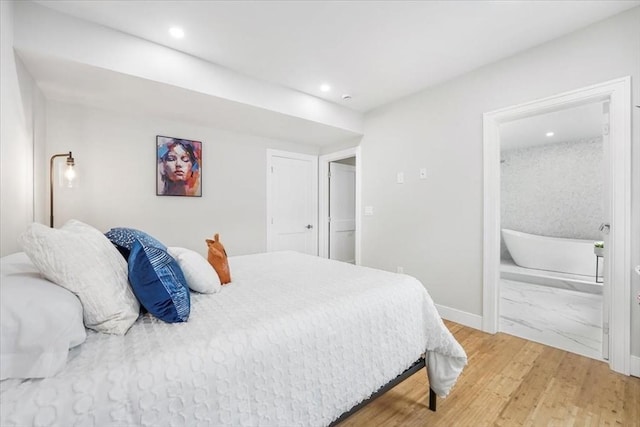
[[156, 135, 202, 197]]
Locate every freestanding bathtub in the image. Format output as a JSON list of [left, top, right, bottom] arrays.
[[502, 228, 597, 277]]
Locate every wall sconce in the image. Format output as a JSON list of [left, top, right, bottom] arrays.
[[50, 151, 76, 228]]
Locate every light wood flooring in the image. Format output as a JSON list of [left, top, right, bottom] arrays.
[[337, 321, 640, 426]]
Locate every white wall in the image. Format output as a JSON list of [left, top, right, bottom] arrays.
[[360, 8, 640, 354], [46, 101, 319, 257], [0, 1, 46, 256], [318, 137, 362, 155]]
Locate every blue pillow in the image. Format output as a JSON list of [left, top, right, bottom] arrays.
[[128, 239, 190, 323], [105, 227, 166, 260]]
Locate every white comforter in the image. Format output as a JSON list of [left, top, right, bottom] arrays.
[[1, 251, 466, 427]]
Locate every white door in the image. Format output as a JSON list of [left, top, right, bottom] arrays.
[[600, 101, 610, 360], [267, 150, 318, 255], [329, 162, 356, 263]]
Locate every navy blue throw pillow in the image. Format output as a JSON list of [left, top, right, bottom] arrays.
[[105, 228, 166, 260], [128, 239, 190, 323]]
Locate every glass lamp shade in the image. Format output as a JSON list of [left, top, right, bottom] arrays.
[[57, 159, 77, 188], [63, 163, 76, 187]]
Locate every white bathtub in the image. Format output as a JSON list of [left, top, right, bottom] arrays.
[[502, 228, 596, 277]]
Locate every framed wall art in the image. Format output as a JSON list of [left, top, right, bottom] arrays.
[[156, 135, 202, 197]]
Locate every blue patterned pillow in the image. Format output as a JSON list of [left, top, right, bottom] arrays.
[[105, 228, 166, 259], [128, 239, 190, 323]]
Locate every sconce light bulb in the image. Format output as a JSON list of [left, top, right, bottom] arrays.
[[64, 166, 76, 181], [64, 165, 76, 188]]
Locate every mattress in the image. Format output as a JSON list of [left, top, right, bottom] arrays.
[[0, 251, 466, 427]]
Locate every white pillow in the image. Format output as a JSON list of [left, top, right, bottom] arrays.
[[19, 220, 140, 335], [168, 246, 221, 293], [0, 252, 86, 380]]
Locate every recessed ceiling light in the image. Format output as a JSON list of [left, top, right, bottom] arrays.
[[342, 94, 352, 101], [546, 131, 555, 137], [169, 27, 185, 39], [320, 84, 331, 92]]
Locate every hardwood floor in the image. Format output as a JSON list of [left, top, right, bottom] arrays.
[[337, 321, 640, 426]]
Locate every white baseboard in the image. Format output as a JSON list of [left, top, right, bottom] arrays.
[[435, 304, 483, 330], [631, 355, 640, 378]]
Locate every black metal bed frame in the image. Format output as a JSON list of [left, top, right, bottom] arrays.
[[329, 357, 435, 426]]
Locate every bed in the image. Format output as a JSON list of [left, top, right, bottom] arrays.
[[1, 227, 466, 426]]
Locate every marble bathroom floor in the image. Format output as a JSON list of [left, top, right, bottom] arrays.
[[499, 279, 603, 360]]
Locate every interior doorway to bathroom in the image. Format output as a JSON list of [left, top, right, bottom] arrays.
[[482, 77, 631, 375], [498, 101, 606, 361]]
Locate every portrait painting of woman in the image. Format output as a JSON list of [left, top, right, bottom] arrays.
[[157, 136, 202, 197]]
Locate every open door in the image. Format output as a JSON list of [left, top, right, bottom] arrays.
[[318, 147, 361, 264], [600, 101, 610, 360], [329, 162, 356, 263]]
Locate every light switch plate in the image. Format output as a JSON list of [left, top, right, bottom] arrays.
[[396, 172, 404, 184], [364, 206, 374, 216]]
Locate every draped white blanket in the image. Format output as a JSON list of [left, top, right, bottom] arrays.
[[1, 251, 466, 427]]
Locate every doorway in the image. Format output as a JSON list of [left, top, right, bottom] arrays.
[[482, 77, 631, 374], [328, 158, 356, 263], [319, 147, 362, 264], [498, 101, 606, 360]]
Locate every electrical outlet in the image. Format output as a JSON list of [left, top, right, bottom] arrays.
[[396, 172, 404, 184], [396, 266, 404, 273]]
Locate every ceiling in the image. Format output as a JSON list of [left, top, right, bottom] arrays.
[[18, 52, 362, 146], [35, 0, 638, 113], [500, 102, 604, 151]]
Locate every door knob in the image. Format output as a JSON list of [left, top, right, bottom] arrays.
[[305, 224, 313, 229], [599, 223, 610, 234]]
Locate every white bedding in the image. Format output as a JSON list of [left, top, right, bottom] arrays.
[[0, 251, 466, 427]]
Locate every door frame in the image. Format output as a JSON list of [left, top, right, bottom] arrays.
[[266, 149, 318, 254], [482, 77, 631, 375], [319, 146, 361, 264]]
